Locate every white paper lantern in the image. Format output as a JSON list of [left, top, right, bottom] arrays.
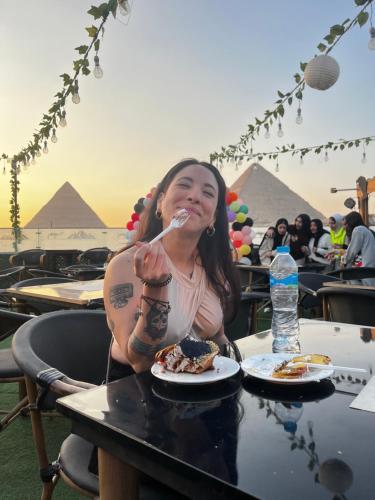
[[304, 55, 340, 91]]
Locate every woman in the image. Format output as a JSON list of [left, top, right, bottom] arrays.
[[328, 213, 347, 249], [343, 211, 375, 267], [259, 218, 290, 265], [307, 219, 332, 265], [104, 159, 241, 378], [289, 214, 311, 265]]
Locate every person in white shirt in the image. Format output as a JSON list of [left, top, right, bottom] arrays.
[[343, 212, 375, 267], [308, 219, 332, 266]]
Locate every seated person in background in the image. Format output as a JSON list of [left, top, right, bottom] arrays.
[[104, 158, 241, 378], [328, 213, 347, 249], [259, 218, 290, 265], [342, 211, 375, 268], [289, 213, 311, 265], [307, 219, 332, 266]]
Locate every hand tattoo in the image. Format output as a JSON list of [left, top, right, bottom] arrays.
[[144, 307, 168, 339], [109, 283, 133, 309]]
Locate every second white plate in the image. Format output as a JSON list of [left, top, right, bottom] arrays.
[[241, 353, 334, 384]]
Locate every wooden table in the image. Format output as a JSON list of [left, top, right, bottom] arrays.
[[6, 279, 104, 309], [57, 319, 375, 499], [323, 279, 375, 291]]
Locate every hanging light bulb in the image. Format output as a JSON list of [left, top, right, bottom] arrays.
[[300, 154, 304, 165], [93, 55, 103, 79], [59, 110, 67, 127], [72, 81, 80, 104], [51, 128, 58, 144], [118, 0, 130, 16], [324, 151, 329, 162], [2, 165, 5, 175], [43, 141, 49, 154], [26, 157, 30, 167], [296, 105, 303, 125], [238, 157, 243, 167], [277, 121, 284, 138], [275, 160, 279, 173], [31, 154, 36, 165], [369, 27, 375, 51], [36, 149, 42, 158], [264, 124, 271, 139], [362, 151, 367, 164]]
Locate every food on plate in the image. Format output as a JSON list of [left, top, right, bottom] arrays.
[[155, 337, 220, 374], [272, 353, 332, 379]]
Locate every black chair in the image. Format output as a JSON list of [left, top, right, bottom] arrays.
[[27, 268, 70, 279], [225, 291, 270, 341], [12, 277, 76, 288], [325, 266, 375, 280], [317, 287, 375, 326], [0, 309, 32, 431], [78, 247, 112, 266], [0, 266, 25, 288], [40, 249, 81, 273], [9, 249, 44, 268], [298, 272, 341, 317], [61, 264, 105, 281], [12, 310, 182, 500]]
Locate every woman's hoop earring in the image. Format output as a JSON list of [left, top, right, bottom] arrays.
[[155, 210, 162, 220], [206, 225, 216, 237]]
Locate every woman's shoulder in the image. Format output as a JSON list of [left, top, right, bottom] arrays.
[[106, 246, 136, 274]]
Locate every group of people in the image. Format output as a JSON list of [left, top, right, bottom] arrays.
[[259, 212, 375, 269]]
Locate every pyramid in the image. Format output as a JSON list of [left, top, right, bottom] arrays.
[[25, 182, 107, 229], [230, 163, 326, 226]]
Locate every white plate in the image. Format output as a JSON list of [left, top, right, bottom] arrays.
[[151, 357, 240, 385], [241, 353, 334, 385]]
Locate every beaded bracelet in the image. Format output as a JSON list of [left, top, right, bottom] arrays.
[[141, 273, 172, 288]]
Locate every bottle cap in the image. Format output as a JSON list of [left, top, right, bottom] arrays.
[[276, 246, 290, 253]]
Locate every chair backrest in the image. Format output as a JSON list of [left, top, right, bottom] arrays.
[[9, 249, 44, 267], [317, 287, 375, 326], [325, 267, 375, 280], [298, 273, 340, 310], [40, 250, 80, 272], [0, 309, 32, 342], [12, 310, 111, 393], [13, 277, 76, 288], [0, 266, 26, 288], [78, 247, 111, 266]]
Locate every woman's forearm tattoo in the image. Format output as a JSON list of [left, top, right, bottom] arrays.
[[141, 295, 171, 340], [129, 336, 164, 358], [109, 283, 133, 309]]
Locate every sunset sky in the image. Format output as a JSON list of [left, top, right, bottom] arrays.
[[1, 0, 374, 228]]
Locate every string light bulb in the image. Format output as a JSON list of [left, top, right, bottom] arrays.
[[369, 27, 375, 51], [275, 159, 279, 172], [26, 157, 30, 167], [93, 55, 103, 78], [264, 124, 271, 139], [2, 165, 5, 175], [324, 151, 329, 162], [36, 149, 41, 158], [296, 104, 303, 125], [43, 141, 48, 154], [31, 154, 36, 165], [300, 154, 304, 165], [277, 121, 284, 138], [72, 81, 80, 104], [59, 110, 67, 127], [361, 151, 367, 164], [118, 0, 130, 16], [51, 129, 58, 143]]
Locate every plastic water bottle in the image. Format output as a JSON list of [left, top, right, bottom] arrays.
[[270, 246, 300, 353]]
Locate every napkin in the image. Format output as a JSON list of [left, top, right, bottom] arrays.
[[350, 376, 375, 413]]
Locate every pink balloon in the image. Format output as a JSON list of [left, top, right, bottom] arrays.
[[232, 231, 243, 241], [229, 229, 234, 239], [242, 235, 252, 245], [133, 220, 140, 230], [241, 226, 252, 235], [237, 198, 243, 205]]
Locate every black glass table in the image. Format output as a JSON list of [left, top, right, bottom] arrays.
[[56, 319, 375, 499]]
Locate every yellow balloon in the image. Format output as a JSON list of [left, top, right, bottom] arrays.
[[236, 212, 247, 223], [239, 244, 251, 256]]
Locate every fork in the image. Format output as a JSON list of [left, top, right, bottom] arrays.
[[150, 209, 190, 244]]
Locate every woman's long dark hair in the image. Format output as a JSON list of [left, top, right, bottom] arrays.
[[272, 218, 289, 250], [120, 159, 240, 322], [344, 211, 366, 238], [311, 218, 329, 247]]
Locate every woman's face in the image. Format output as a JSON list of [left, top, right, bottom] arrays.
[[328, 217, 336, 230], [310, 221, 318, 234], [158, 164, 219, 234], [277, 223, 287, 235], [295, 217, 303, 230]]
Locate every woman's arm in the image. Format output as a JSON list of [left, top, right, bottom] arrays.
[[344, 227, 364, 266], [104, 243, 171, 373], [316, 233, 333, 256]]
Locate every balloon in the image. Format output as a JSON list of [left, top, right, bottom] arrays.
[[232, 231, 243, 241], [146, 192, 153, 199], [245, 217, 253, 227], [131, 212, 139, 222], [250, 228, 256, 240], [134, 203, 144, 214], [225, 193, 232, 206], [137, 197, 145, 205], [241, 226, 252, 235], [150, 187, 157, 196], [242, 235, 252, 245], [229, 192, 238, 202], [239, 204, 249, 214], [126, 221, 134, 231], [232, 222, 242, 231], [229, 229, 234, 239], [233, 239, 242, 248], [239, 256, 251, 265], [239, 244, 251, 256], [227, 210, 236, 222], [143, 198, 150, 206], [237, 198, 243, 205], [229, 201, 240, 213], [133, 220, 140, 230], [236, 212, 247, 223]]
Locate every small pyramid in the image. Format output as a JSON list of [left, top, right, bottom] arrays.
[[25, 182, 107, 229], [231, 163, 325, 226]]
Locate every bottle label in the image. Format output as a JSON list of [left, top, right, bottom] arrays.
[[270, 273, 298, 288]]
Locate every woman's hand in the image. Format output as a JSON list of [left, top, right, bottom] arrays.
[[301, 245, 309, 254], [133, 241, 170, 283], [266, 228, 275, 238]]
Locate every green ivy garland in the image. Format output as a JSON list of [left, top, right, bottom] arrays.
[[210, 0, 374, 164]]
